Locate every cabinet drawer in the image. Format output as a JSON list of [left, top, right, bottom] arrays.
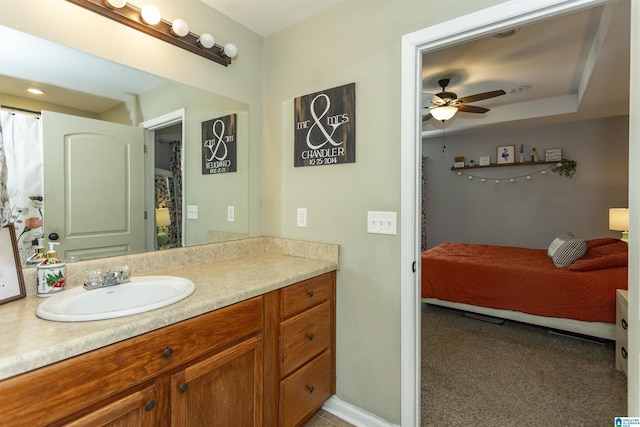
[[281, 273, 333, 318], [280, 351, 332, 427], [0, 296, 262, 427], [281, 301, 331, 376], [616, 290, 629, 375]]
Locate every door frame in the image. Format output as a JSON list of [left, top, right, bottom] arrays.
[[141, 109, 185, 251], [399, 1, 630, 425]]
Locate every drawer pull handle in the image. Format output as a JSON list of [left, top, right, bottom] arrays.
[[163, 347, 174, 359], [308, 386, 315, 393], [308, 291, 315, 298], [179, 383, 189, 393], [144, 400, 156, 412], [307, 333, 314, 341], [622, 318, 628, 330], [622, 347, 628, 359]]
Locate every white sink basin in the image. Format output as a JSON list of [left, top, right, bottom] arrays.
[[36, 276, 195, 322]]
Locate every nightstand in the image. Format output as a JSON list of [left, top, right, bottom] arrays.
[[616, 289, 628, 376]]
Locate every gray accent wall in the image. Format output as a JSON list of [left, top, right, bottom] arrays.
[[422, 115, 629, 250]]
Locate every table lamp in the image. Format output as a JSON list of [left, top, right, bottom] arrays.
[[609, 208, 629, 243], [155, 207, 171, 249]]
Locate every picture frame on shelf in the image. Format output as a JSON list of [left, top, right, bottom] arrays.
[[545, 148, 563, 161], [0, 224, 27, 305], [497, 145, 515, 164], [454, 156, 465, 168], [479, 156, 491, 166]]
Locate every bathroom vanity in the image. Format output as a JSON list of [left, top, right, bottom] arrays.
[[0, 238, 338, 427]]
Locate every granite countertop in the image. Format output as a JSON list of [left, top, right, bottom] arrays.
[[0, 253, 337, 381]]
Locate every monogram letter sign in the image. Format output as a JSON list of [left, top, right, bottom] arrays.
[[202, 114, 237, 174], [294, 83, 356, 167]]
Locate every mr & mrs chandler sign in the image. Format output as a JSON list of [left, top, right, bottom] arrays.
[[294, 83, 355, 167]]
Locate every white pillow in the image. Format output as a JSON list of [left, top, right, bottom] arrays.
[[548, 233, 587, 268]]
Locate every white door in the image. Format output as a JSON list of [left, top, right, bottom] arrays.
[[42, 111, 145, 261]]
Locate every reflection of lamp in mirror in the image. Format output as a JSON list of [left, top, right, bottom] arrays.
[[609, 208, 629, 243], [156, 208, 171, 249]]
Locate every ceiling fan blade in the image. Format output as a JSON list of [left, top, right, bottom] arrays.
[[431, 93, 446, 105], [422, 112, 432, 122], [457, 89, 506, 104], [458, 104, 489, 114]]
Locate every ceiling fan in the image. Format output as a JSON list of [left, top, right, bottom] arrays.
[[423, 78, 506, 122]]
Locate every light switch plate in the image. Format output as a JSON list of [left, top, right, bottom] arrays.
[[227, 206, 235, 222], [297, 208, 307, 227], [367, 211, 397, 235], [187, 205, 198, 220]]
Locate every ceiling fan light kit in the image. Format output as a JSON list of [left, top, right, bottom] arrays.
[[66, 0, 237, 66], [424, 78, 506, 122]]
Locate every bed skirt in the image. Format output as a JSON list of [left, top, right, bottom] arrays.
[[423, 297, 615, 340]]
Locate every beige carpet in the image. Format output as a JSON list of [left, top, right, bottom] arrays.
[[421, 303, 627, 426]]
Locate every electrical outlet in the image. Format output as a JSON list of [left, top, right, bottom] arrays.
[[367, 211, 397, 235], [187, 205, 198, 220], [297, 208, 307, 227], [227, 206, 235, 222]]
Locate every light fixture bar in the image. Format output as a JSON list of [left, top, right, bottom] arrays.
[[66, 0, 232, 66]]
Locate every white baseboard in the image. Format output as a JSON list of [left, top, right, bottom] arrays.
[[322, 396, 400, 427]]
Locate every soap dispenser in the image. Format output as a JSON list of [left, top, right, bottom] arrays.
[[37, 242, 66, 297]]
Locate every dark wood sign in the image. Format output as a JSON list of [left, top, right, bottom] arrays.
[[202, 114, 237, 174], [294, 83, 355, 167]]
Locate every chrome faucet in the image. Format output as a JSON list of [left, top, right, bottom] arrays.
[[83, 266, 130, 290]]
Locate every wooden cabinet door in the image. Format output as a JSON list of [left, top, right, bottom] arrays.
[[62, 384, 158, 427], [171, 336, 263, 427]]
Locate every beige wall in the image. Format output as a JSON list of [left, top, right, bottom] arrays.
[[263, 0, 505, 422], [0, 0, 515, 423]]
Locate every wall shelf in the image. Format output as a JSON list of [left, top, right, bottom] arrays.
[[451, 160, 565, 171]]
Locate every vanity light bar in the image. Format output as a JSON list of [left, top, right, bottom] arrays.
[[66, 0, 234, 66]]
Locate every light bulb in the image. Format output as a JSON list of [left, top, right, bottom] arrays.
[[457, 172, 462, 176], [104, 0, 127, 8], [198, 33, 215, 49], [171, 18, 189, 37], [468, 176, 473, 180], [141, 5, 161, 25], [509, 178, 515, 182], [495, 180, 500, 184], [223, 43, 238, 58], [481, 179, 486, 183]]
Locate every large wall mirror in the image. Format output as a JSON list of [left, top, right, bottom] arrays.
[[0, 25, 249, 266]]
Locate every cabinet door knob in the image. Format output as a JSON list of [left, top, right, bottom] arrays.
[[622, 318, 628, 330], [179, 383, 188, 393], [144, 400, 156, 412], [308, 290, 314, 298], [307, 333, 314, 341], [163, 347, 174, 359], [307, 386, 315, 393]]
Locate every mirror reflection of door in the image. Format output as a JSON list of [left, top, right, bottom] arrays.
[[154, 123, 183, 250], [42, 111, 145, 261]]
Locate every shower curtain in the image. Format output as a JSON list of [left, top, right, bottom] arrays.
[[0, 111, 44, 264], [154, 140, 182, 248]]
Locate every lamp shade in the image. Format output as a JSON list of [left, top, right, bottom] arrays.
[[430, 106, 458, 122], [609, 208, 629, 231], [155, 207, 171, 227]]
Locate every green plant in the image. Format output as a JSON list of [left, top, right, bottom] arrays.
[[552, 160, 577, 178]]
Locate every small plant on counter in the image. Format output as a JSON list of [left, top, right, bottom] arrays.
[[552, 160, 577, 178]]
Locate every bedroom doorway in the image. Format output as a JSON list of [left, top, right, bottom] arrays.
[[400, 0, 638, 424]]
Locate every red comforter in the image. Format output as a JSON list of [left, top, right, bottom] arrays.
[[421, 238, 628, 323]]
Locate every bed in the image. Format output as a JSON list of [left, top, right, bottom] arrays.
[[421, 237, 628, 339]]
